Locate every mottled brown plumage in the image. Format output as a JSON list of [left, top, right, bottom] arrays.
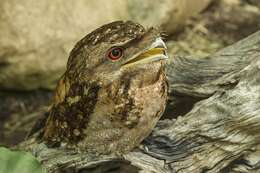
[[31, 21, 168, 154]]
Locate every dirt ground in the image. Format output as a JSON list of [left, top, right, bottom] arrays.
[[0, 0, 260, 146]]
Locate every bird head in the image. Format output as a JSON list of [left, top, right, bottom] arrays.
[[65, 21, 167, 87]]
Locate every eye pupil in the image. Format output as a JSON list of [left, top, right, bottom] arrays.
[[112, 49, 120, 56], [107, 47, 123, 60]]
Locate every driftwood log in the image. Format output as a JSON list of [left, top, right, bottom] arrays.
[[20, 30, 260, 173]]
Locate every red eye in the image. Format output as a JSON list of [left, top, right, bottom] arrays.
[[107, 47, 123, 61]]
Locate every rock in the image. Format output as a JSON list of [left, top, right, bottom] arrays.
[[128, 0, 212, 33], [0, 0, 212, 90], [0, 0, 128, 90]]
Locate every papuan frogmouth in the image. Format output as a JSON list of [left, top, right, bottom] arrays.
[[30, 21, 168, 154]]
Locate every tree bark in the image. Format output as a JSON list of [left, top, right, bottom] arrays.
[[20, 30, 260, 173]]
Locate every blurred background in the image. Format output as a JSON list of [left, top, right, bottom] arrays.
[[0, 0, 259, 146]]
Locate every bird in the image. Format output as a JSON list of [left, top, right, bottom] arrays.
[[29, 21, 168, 155]]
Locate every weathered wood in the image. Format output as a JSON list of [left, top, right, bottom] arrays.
[[20, 30, 260, 173], [164, 28, 260, 118]]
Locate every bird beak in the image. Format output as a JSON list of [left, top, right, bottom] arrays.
[[123, 38, 168, 67]]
